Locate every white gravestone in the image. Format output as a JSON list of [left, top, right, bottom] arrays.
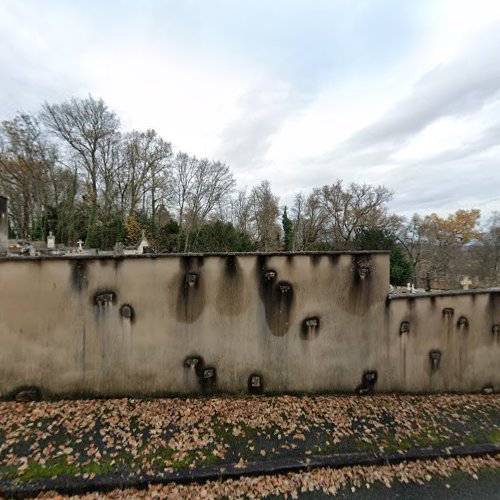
[[47, 231, 55, 249]]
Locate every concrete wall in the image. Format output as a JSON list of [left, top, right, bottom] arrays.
[[0, 252, 498, 398], [386, 292, 500, 392], [0, 196, 7, 256]]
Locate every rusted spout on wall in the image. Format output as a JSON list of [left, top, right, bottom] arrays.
[[203, 367, 216, 381], [120, 304, 134, 320], [358, 267, 370, 280], [94, 291, 116, 306], [354, 256, 372, 281], [356, 371, 378, 395], [264, 270, 277, 281], [248, 373, 263, 394], [399, 321, 410, 335], [430, 350, 441, 372], [185, 272, 198, 288], [442, 307, 454, 319], [301, 317, 320, 339]]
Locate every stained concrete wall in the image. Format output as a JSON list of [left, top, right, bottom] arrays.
[[386, 291, 500, 392], [0, 252, 498, 398], [0, 196, 7, 256]]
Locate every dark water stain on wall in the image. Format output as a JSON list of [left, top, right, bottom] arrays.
[[174, 256, 205, 323], [70, 260, 88, 292], [113, 257, 124, 270], [256, 259, 294, 336], [385, 296, 392, 311], [344, 255, 373, 315], [328, 254, 340, 267], [488, 291, 500, 320], [406, 299, 419, 335], [256, 254, 268, 275], [0, 196, 7, 238], [310, 254, 322, 267], [180, 255, 205, 271], [215, 255, 248, 316]]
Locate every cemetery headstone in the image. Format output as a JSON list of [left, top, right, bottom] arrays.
[[460, 276, 472, 290], [47, 231, 55, 249]]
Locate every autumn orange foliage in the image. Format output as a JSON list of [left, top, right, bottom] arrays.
[[424, 209, 482, 246]]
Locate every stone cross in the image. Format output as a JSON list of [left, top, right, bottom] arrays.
[[77, 240, 84, 252], [460, 276, 472, 290]]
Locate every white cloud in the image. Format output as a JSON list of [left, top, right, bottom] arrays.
[[82, 43, 261, 159], [1, 0, 500, 218]]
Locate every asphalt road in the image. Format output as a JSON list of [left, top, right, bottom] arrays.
[[299, 469, 500, 499]]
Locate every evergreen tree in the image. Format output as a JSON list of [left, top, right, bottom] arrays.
[[354, 227, 413, 285], [31, 216, 44, 241], [390, 245, 414, 286], [156, 219, 181, 253], [282, 206, 293, 251], [84, 207, 97, 249], [115, 217, 125, 244], [193, 220, 255, 252]]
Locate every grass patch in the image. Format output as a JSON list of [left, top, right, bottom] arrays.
[[3, 456, 121, 484], [488, 429, 500, 443]]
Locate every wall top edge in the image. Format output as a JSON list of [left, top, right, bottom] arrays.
[[0, 250, 390, 262], [388, 287, 500, 299]]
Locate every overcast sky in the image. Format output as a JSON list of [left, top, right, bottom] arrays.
[[1, 0, 500, 218]]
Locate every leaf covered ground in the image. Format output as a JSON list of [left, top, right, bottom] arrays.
[[0, 394, 498, 490], [40, 454, 500, 499]]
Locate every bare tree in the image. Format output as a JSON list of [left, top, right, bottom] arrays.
[[169, 152, 196, 230], [291, 189, 331, 250], [0, 113, 58, 239], [169, 153, 235, 251], [395, 214, 426, 277], [249, 180, 280, 251], [319, 181, 393, 248], [291, 193, 305, 251], [229, 189, 252, 235], [120, 129, 172, 235], [41, 95, 120, 246]]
